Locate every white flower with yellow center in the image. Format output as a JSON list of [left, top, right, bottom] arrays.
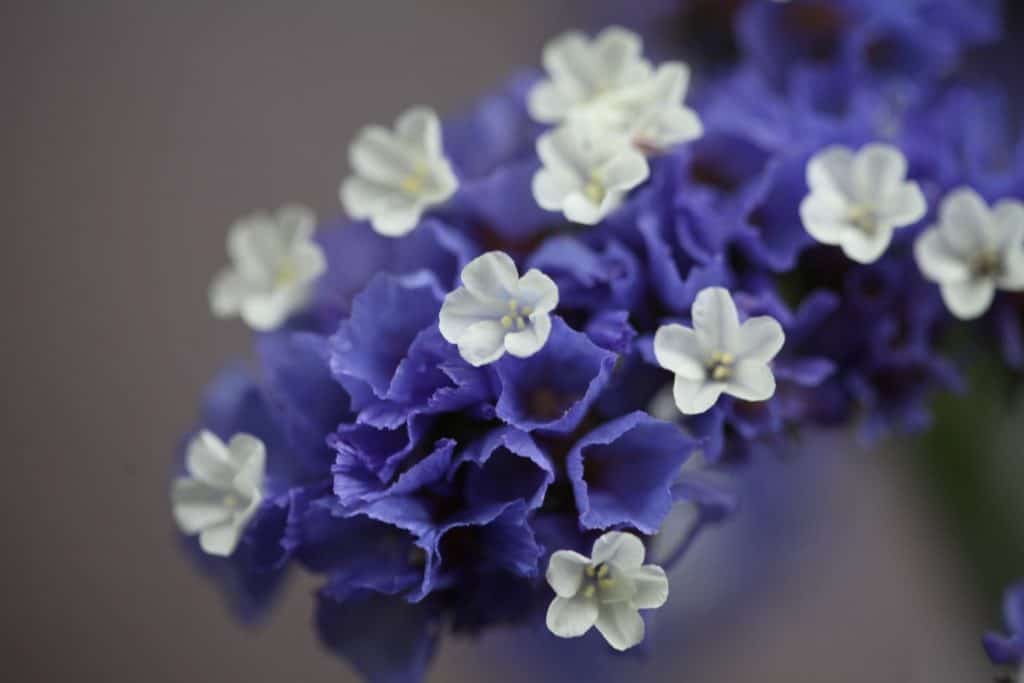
[[340, 107, 458, 237], [654, 287, 785, 415], [545, 531, 669, 651], [171, 431, 265, 557], [209, 205, 326, 331], [799, 143, 927, 264], [915, 188, 1024, 320], [532, 123, 649, 225], [439, 251, 559, 367], [528, 27, 653, 125]]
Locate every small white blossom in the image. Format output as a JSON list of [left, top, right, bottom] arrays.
[[439, 251, 559, 367], [340, 107, 458, 237], [914, 188, 1024, 320], [528, 27, 653, 125], [171, 431, 265, 557], [799, 143, 927, 264], [209, 205, 326, 331], [545, 531, 669, 651], [532, 124, 650, 225], [578, 61, 703, 153], [654, 287, 785, 415]]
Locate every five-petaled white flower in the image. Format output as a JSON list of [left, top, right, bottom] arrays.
[[340, 106, 458, 237], [209, 205, 326, 331], [653, 287, 786, 415], [799, 143, 927, 264], [545, 531, 669, 651], [171, 431, 265, 557], [439, 251, 559, 367], [528, 26, 653, 126], [532, 123, 650, 225], [914, 188, 1024, 320]]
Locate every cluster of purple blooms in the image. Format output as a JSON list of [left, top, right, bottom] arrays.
[[172, 1, 1024, 680]]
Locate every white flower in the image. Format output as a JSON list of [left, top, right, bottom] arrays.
[[170, 431, 265, 557], [545, 531, 669, 652], [653, 287, 785, 415], [439, 251, 559, 367], [578, 61, 703, 153], [799, 143, 927, 264], [528, 27, 653, 125], [209, 205, 326, 331], [914, 188, 1024, 320], [340, 107, 458, 237], [532, 124, 650, 225]]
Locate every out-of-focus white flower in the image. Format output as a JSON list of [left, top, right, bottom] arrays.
[[171, 431, 265, 557], [340, 107, 457, 237], [799, 143, 927, 264], [654, 287, 785, 415], [545, 531, 668, 651], [439, 251, 559, 367], [532, 123, 649, 225], [915, 188, 1024, 319], [528, 27, 652, 125], [209, 205, 326, 331]]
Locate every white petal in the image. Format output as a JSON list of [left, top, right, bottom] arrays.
[[880, 182, 927, 227], [630, 565, 669, 609], [564, 191, 617, 225], [546, 550, 590, 598], [736, 316, 785, 364], [274, 205, 316, 242], [547, 594, 599, 639], [505, 315, 551, 358], [536, 128, 583, 180], [518, 269, 560, 314], [239, 288, 300, 331], [186, 431, 236, 486], [800, 191, 849, 245], [171, 478, 232, 534], [641, 105, 703, 149], [349, 125, 417, 185], [940, 187, 994, 254], [228, 434, 265, 495], [941, 279, 996, 320], [227, 217, 279, 283], [395, 107, 441, 156], [591, 531, 646, 570], [726, 360, 776, 403], [528, 80, 571, 123], [673, 375, 723, 415], [852, 143, 907, 205], [439, 287, 499, 343], [838, 225, 894, 264], [460, 251, 520, 302], [289, 241, 328, 282], [600, 149, 650, 192], [533, 168, 577, 211], [457, 319, 508, 367], [653, 324, 706, 381], [593, 26, 645, 81], [993, 200, 1024, 251], [370, 205, 424, 238], [914, 228, 969, 283], [806, 146, 856, 198], [340, 176, 402, 218], [597, 569, 636, 605], [595, 601, 645, 651], [209, 268, 247, 318], [691, 287, 741, 353], [198, 520, 245, 557]]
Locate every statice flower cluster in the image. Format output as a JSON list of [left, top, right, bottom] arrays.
[[171, 1, 1024, 680]]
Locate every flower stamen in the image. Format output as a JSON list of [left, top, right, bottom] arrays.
[[708, 350, 735, 382]]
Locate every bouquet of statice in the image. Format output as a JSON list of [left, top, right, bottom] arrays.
[[170, 1, 1024, 680]]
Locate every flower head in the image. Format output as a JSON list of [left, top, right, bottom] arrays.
[[799, 143, 927, 264], [654, 287, 786, 415], [171, 430, 266, 557], [439, 251, 559, 366], [545, 531, 668, 651], [209, 206, 326, 331], [341, 107, 458, 237], [915, 188, 1024, 319], [528, 27, 652, 125], [532, 123, 649, 225]]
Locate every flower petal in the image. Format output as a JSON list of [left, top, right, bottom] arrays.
[[186, 431, 236, 486], [838, 224, 893, 264], [736, 316, 785, 364], [518, 269, 560, 314], [591, 531, 645, 570], [691, 287, 741, 352], [546, 594, 599, 638], [395, 107, 441, 156], [939, 187, 993, 255], [672, 375, 722, 415], [881, 182, 927, 227], [594, 601, 645, 651], [852, 143, 907, 205], [457, 319, 508, 367], [460, 251, 520, 302], [504, 314, 551, 358], [941, 279, 996, 320], [806, 145, 856, 198], [726, 360, 776, 403], [171, 478, 231, 534], [653, 324, 706, 381], [198, 519, 245, 557], [439, 287, 499, 343], [546, 550, 590, 598], [630, 565, 669, 609], [914, 228, 969, 282]]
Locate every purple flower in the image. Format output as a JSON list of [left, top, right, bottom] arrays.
[[984, 581, 1024, 666]]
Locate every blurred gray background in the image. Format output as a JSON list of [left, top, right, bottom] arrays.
[[0, 2, 1006, 681]]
